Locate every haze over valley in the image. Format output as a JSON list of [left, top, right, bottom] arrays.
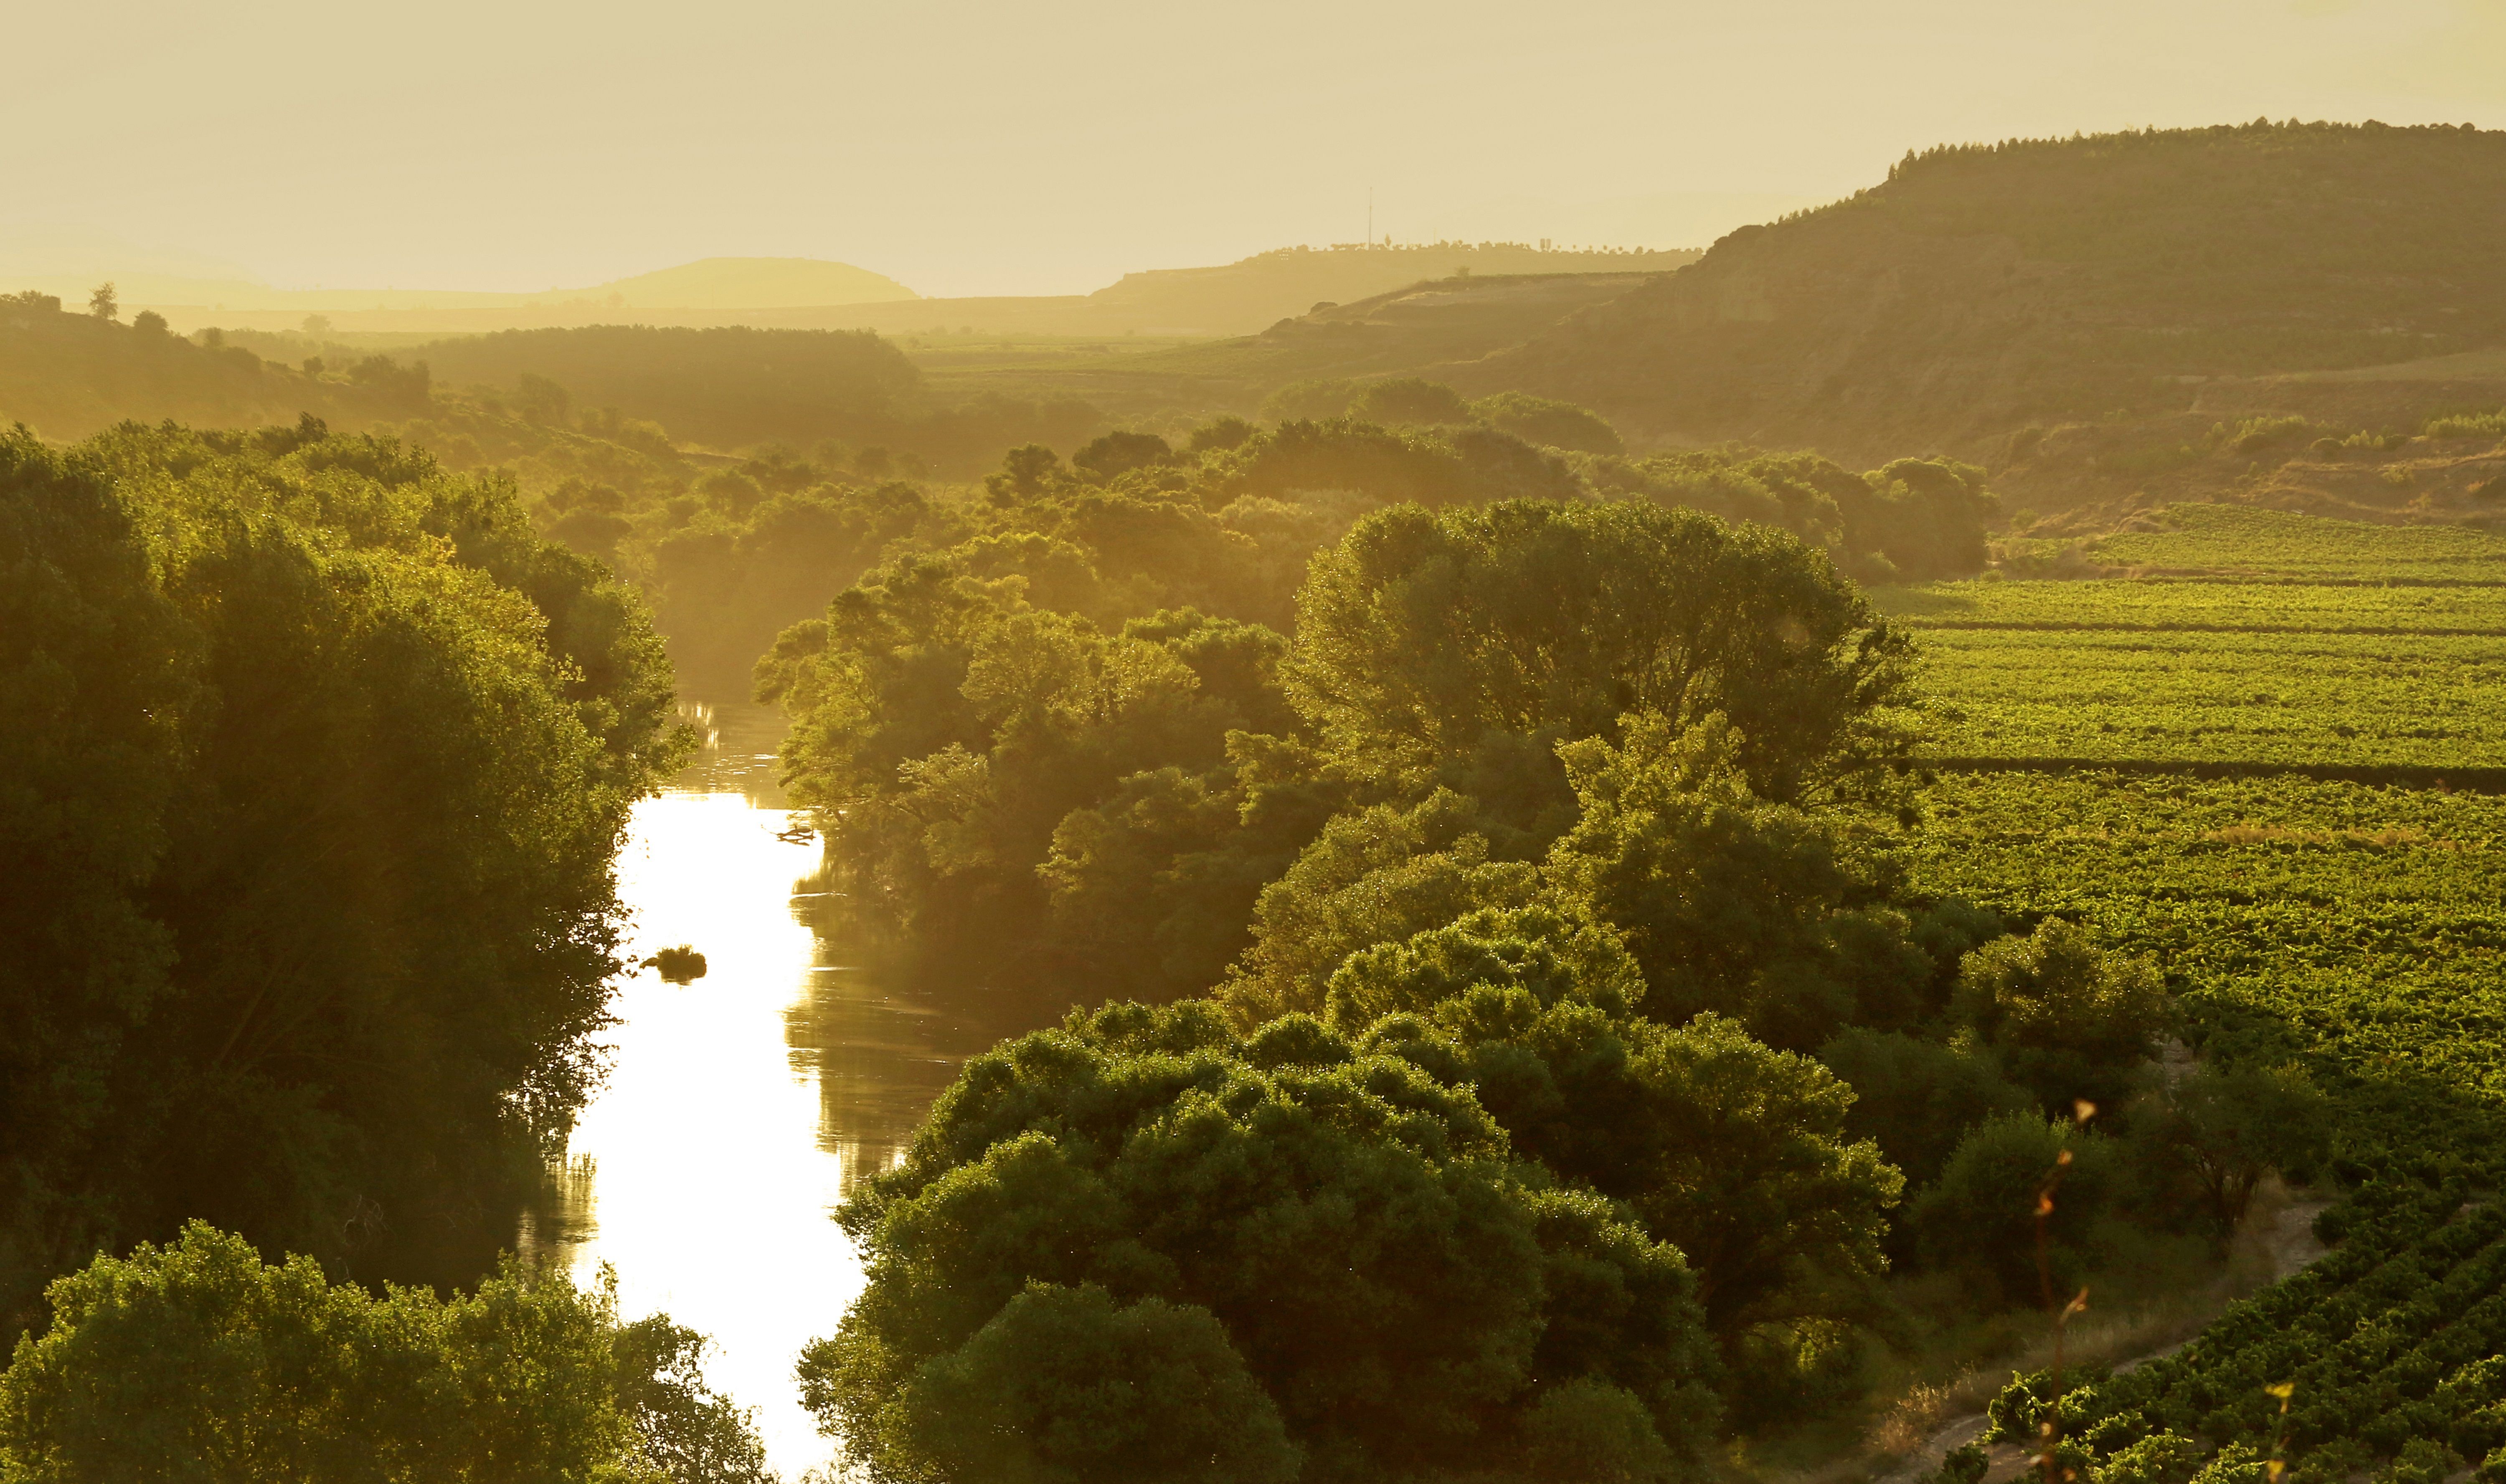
[[5, 4, 2506, 1480]]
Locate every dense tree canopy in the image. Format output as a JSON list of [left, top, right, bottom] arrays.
[[805, 998, 1722, 1484], [0, 1223, 765, 1482], [0, 419, 683, 1335], [1285, 500, 1915, 801], [702, 386, 2279, 1471]]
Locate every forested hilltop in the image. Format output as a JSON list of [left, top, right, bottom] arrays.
[[1461, 122, 2506, 460]]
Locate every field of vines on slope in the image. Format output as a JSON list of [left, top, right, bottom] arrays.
[[1988, 1181, 2506, 1484], [1907, 628, 2506, 770], [1885, 504, 2506, 1481], [1904, 771, 2506, 1153], [2086, 504, 2506, 583], [1876, 580, 2506, 634]]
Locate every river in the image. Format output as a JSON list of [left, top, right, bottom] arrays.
[[528, 699, 1065, 1471]]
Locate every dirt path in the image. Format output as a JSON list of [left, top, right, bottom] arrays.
[[1868, 1192, 2332, 1484]]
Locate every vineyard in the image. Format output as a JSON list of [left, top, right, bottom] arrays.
[[1888, 501, 2506, 1478], [2083, 504, 2506, 584], [1906, 628, 2506, 770], [1987, 1181, 2506, 1483]]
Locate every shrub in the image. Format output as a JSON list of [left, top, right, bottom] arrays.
[[1914, 1114, 2118, 1299], [0, 1222, 766, 1483]]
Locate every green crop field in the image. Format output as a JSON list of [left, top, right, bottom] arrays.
[[1876, 579, 2506, 634], [1912, 628, 2506, 769], [2086, 504, 2506, 583], [1889, 502, 2506, 1476]]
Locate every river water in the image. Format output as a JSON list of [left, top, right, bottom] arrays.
[[529, 699, 1065, 1471]]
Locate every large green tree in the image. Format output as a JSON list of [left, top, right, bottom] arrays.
[[1284, 499, 1915, 804], [0, 1222, 766, 1483], [803, 1001, 1721, 1484], [0, 420, 683, 1332]]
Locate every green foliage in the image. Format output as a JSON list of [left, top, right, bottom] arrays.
[[1542, 716, 1882, 1046], [1310, 906, 1904, 1353], [1874, 577, 2506, 633], [2131, 1063, 2335, 1240], [1895, 505, 2506, 1466], [0, 1221, 765, 1483], [1913, 1114, 2118, 1300], [642, 475, 937, 681], [1261, 377, 1357, 422], [2089, 504, 2506, 584], [1818, 1028, 2033, 1185], [1351, 376, 1473, 426], [1217, 790, 1539, 1023], [1952, 918, 2169, 1114], [1285, 499, 1915, 801], [1930, 1441, 1990, 1484], [803, 1000, 1722, 1483], [1574, 448, 1996, 585], [1904, 624, 2506, 770], [0, 422, 681, 1333], [886, 1282, 1298, 1484], [1980, 1182, 2506, 1479], [1522, 1378, 1683, 1482], [1471, 392, 1624, 455], [2210, 415, 2321, 454]]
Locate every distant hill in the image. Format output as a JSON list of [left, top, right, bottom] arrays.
[[405, 324, 926, 448], [989, 271, 1667, 415], [567, 257, 917, 309], [0, 257, 920, 335], [1460, 122, 2506, 461], [115, 243, 1697, 339], [0, 297, 403, 440], [1070, 243, 1691, 336]]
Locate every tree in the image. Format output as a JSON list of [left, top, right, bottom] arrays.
[[1471, 391, 1624, 454], [1217, 790, 1538, 1023], [1329, 910, 1901, 1361], [1817, 1028, 2033, 1186], [1953, 919, 2170, 1115], [1073, 429, 1174, 480], [2131, 1062, 2332, 1240], [301, 313, 332, 335], [0, 423, 684, 1334], [1351, 377, 1473, 426], [885, 1283, 1299, 1484], [1912, 1114, 2119, 1301], [1542, 714, 1854, 1039], [804, 1003, 1720, 1483], [130, 309, 167, 336], [86, 282, 116, 320], [1260, 377, 1356, 422], [1284, 499, 1915, 803], [0, 1222, 768, 1483]]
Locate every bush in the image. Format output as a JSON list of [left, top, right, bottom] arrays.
[[1819, 1028, 2034, 1185], [887, 1282, 1299, 1484], [1351, 377, 1473, 426], [1953, 919, 2168, 1115], [1931, 1441, 1990, 1484], [1261, 377, 1357, 422], [1524, 1379, 1683, 1482], [1472, 391, 1625, 454], [0, 1222, 766, 1483], [1913, 1114, 2118, 1300]]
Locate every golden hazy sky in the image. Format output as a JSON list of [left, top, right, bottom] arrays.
[[7, 0, 2501, 297]]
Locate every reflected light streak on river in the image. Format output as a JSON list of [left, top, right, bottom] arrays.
[[527, 700, 1067, 1472]]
